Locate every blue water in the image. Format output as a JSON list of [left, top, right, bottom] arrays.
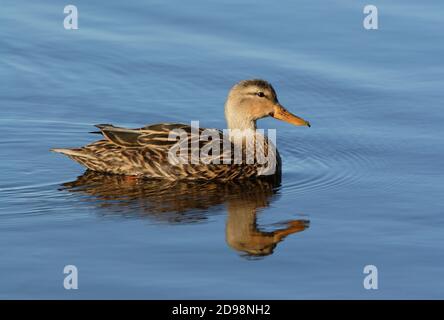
[[1, 0, 443, 299]]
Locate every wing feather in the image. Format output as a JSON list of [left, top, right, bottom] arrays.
[[95, 123, 190, 148]]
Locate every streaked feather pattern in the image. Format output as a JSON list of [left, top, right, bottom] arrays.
[[52, 123, 281, 181]]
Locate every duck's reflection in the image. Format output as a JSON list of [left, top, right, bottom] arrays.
[[61, 171, 309, 257]]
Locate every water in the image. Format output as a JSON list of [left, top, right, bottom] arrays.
[[1, 0, 443, 299]]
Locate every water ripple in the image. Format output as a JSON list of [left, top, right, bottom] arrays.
[[278, 131, 404, 195]]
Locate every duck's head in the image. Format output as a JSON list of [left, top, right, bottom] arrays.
[[224, 79, 310, 131]]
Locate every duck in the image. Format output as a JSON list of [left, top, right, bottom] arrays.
[[52, 79, 310, 181]]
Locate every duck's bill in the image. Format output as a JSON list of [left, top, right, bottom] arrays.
[[273, 105, 311, 127]]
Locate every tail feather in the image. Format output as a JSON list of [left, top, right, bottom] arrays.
[[50, 148, 95, 159]]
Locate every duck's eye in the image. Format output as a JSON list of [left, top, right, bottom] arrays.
[[256, 92, 265, 97]]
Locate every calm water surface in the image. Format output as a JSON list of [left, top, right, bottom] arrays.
[[1, 0, 443, 298]]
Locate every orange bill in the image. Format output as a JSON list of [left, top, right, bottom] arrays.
[[272, 104, 311, 127]]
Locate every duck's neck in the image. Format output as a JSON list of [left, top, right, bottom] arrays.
[[226, 117, 257, 142], [225, 98, 258, 141], [227, 116, 257, 131]]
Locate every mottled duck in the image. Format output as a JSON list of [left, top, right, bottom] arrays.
[[52, 79, 310, 181]]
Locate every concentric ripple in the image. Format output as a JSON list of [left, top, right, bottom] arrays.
[[277, 130, 405, 196]]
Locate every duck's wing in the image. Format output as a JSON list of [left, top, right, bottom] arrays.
[[94, 123, 229, 154], [94, 123, 197, 149]]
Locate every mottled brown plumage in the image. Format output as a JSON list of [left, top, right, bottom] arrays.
[[52, 79, 310, 181]]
